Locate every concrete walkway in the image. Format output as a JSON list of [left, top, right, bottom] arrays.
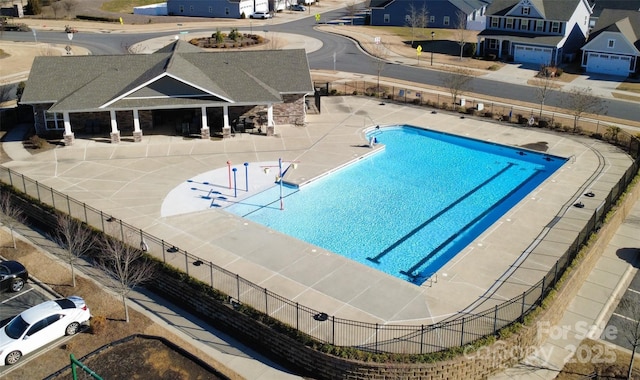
[[491, 194, 640, 379]]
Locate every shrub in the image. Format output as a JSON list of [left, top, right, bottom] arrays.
[[28, 135, 48, 149], [89, 314, 107, 335], [488, 64, 500, 71], [592, 133, 603, 140], [484, 111, 493, 118], [240, 11, 246, 19], [329, 89, 338, 95], [352, 90, 358, 95]]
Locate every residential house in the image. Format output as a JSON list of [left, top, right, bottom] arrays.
[[581, 8, 640, 76], [477, 0, 592, 65], [589, 0, 640, 29], [19, 41, 314, 145], [369, 0, 491, 30], [166, 0, 268, 18]]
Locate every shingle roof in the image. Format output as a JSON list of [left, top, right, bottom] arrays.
[[21, 40, 314, 113], [486, 0, 584, 20], [589, 8, 640, 48], [590, 0, 640, 18]]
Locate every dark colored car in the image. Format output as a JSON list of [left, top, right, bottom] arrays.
[[0, 261, 28, 293], [290, 4, 306, 11]]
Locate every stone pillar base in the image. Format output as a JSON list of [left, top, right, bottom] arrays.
[[266, 126, 275, 136], [63, 132, 75, 146], [133, 130, 143, 142], [222, 126, 231, 139], [201, 127, 210, 140], [110, 131, 121, 144]]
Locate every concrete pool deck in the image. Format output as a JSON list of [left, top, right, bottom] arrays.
[[2, 96, 634, 330]]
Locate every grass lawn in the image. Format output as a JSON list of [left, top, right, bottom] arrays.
[[101, 0, 160, 13]]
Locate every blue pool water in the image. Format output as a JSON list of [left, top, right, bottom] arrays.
[[227, 126, 567, 284]]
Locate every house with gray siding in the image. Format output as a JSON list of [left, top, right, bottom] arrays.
[[369, 0, 491, 30], [477, 0, 592, 65], [581, 8, 640, 76], [19, 41, 314, 145]]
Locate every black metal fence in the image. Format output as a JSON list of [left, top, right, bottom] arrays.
[[1, 130, 638, 354]]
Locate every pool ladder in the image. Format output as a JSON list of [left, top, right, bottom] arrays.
[[424, 273, 438, 287]]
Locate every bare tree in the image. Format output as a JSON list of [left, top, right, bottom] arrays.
[[53, 214, 96, 287], [616, 298, 640, 379], [406, 3, 428, 46], [0, 82, 14, 104], [563, 87, 606, 132], [0, 191, 25, 249], [532, 73, 557, 118], [97, 234, 156, 322], [61, 0, 77, 17], [371, 40, 389, 99], [441, 67, 473, 106], [51, 0, 61, 19], [454, 10, 468, 60], [345, 1, 358, 25]]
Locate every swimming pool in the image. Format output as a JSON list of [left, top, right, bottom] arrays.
[[227, 125, 567, 284]]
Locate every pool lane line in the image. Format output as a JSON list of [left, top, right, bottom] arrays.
[[401, 167, 546, 282], [366, 162, 516, 265]]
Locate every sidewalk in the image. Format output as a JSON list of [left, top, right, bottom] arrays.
[[491, 190, 640, 379]]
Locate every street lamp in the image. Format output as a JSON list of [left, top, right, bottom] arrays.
[[430, 31, 435, 66]]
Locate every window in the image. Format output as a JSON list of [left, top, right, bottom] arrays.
[[520, 19, 528, 30], [443, 16, 450, 26], [506, 18, 513, 29], [384, 14, 390, 23], [488, 39, 498, 49], [45, 112, 64, 130], [536, 20, 544, 32], [429, 15, 435, 24], [522, 6, 530, 15], [607, 39, 615, 48], [491, 17, 499, 28], [551, 21, 560, 33]]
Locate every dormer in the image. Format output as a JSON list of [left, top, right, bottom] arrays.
[[506, 0, 544, 19]]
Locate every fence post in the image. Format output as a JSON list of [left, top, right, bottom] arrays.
[[83, 203, 88, 224], [493, 305, 498, 334], [520, 292, 526, 322], [375, 323, 379, 353], [100, 211, 105, 232], [210, 263, 213, 287], [185, 251, 189, 275], [332, 315, 335, 345], [22, 175, 26, 193], [264, 288, 268, 315], [67, 195, 71, 215], [120, 219, 124, 241], [460, 317, 465, 346], [296, 302, 299, 331], [51, 187, 55, 208], [8, 168, 13, 187], [420, 324, 424, 354], [540, 275, 546, 303], [161, 240, 166, 262], [236, 274, 240, 301], [36, 181, 41, 201], [554, 261, 559, 285]]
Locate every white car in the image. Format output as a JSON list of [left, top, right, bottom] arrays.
[[0, 296, 91, 366], [250, 11, 272, 19]]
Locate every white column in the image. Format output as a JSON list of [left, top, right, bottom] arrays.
[[133, 109, 141, 132], [63, 112, 72, 136], [498, 39, 503, 58], [110, 110, 118, 133], [223, 105, 230, 128], [476, 36, 481, 56], [267, 104, 274, 126], [201, 106, 208, 128]]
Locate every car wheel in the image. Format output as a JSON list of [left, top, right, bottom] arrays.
[[5, 350, 22, 365], [10, 278, 24, 292], [65, 322, 80, 336]]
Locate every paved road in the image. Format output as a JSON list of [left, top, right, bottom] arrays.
[[2, 6, 639, 123]]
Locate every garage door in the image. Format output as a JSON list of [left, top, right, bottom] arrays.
[[514, 46, 552, 65], [586, 52, 630, 76]]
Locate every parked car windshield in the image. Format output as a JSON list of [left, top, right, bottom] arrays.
[[5, 316, 30, 339]]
